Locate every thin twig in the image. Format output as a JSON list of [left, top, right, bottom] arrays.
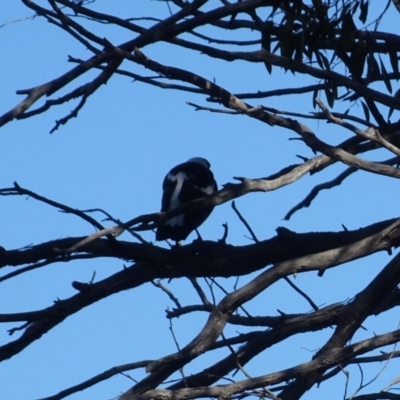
[[231, 201, 259, 242], [5, 182, 105, 231], [283, 277, 319, 311], [37, 361, 151, 400], [152, 280, 182, 309]]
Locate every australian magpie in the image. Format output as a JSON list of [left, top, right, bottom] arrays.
[[156, 157, 217, 242]]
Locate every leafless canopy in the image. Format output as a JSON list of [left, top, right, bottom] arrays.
[[3, 1, 400, 399]]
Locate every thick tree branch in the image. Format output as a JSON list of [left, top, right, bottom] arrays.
[[121, 330, 400, 400]]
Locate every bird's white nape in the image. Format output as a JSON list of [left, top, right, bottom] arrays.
[[166, 171, 186, 209], [186, 157, 211, 169]]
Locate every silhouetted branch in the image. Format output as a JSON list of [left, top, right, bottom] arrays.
[[38, 360, 151, 400], [122, 329, 400, 400], [284, 167, 357, 220], [0, 182, 104, 230]]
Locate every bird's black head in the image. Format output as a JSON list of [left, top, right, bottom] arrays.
[[186, 157, 211, 169]]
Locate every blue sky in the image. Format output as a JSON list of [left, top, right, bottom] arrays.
[[1, 1, 400, 399]]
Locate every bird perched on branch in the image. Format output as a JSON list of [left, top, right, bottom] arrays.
[[156, 157, 217, 243]]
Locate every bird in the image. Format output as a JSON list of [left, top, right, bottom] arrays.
[[156, 157, 217, 243]]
